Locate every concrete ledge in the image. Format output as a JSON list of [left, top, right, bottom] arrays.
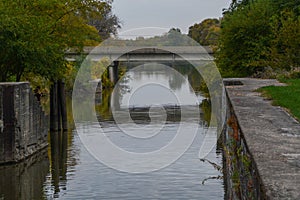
[[224, 78, 300, 199]]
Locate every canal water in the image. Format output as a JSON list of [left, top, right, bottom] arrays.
[[0, 63, 224, 199]]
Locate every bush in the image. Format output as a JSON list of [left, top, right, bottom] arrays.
[[216, 0, 300, 77]]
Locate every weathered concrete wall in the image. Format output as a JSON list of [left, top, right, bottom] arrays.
[[0, 82, 48, 164], [224, 78, 300, 200], [223, 100, 266, 199]]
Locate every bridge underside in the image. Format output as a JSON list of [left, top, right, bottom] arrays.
[[65, 46, 214, 62]]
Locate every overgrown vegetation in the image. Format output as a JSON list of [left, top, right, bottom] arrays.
[[258, 79, 300, 121], [216, 0, 300, 77], [188, 0, 300, 77]]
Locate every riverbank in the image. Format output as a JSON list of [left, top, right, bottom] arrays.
[[224, 78, 300, 199]]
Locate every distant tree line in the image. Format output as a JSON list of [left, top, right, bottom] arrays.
[[106, 28, 196, 46]]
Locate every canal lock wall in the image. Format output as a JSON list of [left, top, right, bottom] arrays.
[[0, 82, 48, 164], [222, 98, 266, 200], [223, 78, 300, 200]]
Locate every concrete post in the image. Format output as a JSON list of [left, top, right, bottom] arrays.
[[58, 80, 68, 131], [108, 61, 119, 85], [50, 82, 58, 131], [51, 80, 68, 132]]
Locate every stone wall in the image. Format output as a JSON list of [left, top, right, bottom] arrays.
[[0, 82, 48, 164]]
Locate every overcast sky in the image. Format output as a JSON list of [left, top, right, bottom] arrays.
[[112, 0, 231, 38]]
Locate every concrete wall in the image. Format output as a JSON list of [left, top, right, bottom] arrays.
[[0, 82, 48, 164], [223, 78, 300, 199], [223, 98, 266, 200]]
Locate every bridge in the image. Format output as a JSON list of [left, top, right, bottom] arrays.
[[66, 46, 214, 84], [65, 46, 214, 62]]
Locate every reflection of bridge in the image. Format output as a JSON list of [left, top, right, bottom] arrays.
[[65, 46, 214, 62]]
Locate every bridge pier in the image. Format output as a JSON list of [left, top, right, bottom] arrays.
[[108, 61, 119, 85]]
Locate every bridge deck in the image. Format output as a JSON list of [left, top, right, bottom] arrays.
[[65, 46, 214, 62]]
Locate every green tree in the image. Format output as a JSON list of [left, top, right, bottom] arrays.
[[216, 0, 274, 77], [188, 18, 221, 47], [0, 0, 115, 82], [265, 11, 300, 70], [216, 0, 300, 77], [226, 0, 252, 13], [88, 3, 121, 39], [271, 0, 300, 15]]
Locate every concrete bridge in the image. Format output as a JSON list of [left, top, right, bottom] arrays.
[[65, 46, 214, 62]]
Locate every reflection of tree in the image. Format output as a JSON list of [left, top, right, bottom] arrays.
[[128, 62, 188, 91], [187, 70, 209, 97], [96, 62, 211, 121], [66, 96, 75, 130], [200, 99, 211, 125], [172, 62, 209, 96], [131, 62, 188, 91], [49, 130, 75, 198], [96, 66, 130, 121], [168, 74, 185, 91], [0, 150, 49, 199], [119, 59, 210, 96], [40, 95, 80, 199], [95, 87, 113, 121]]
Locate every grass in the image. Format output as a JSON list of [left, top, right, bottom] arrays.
[[258, 79, 300, 121]]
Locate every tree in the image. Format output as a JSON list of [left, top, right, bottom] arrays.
[[0, 0, 115, 82], [169, 28, 181, 33], [216, 0, 300, 77], [265, 11, 300, 70], [188, 18, 221, 46], [88, 3, 121, 39], [270, 0, 300, 15]]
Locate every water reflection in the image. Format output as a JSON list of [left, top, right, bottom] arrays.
[[62, 62, 223, 198], [96, 62, 209, 121], [0, 150, 49, 200], [43, 130, 80, 199], [0, 62, 223, 199], [49, 132, 68, 197]]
